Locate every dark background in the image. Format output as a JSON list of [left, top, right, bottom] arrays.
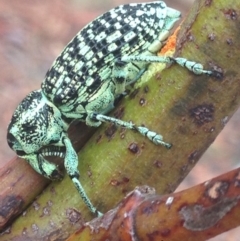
[[0, 1, 239, 240]]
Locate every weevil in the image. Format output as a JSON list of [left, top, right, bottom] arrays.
[[7, 1, 216, 216]]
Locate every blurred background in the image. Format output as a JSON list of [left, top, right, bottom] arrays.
[[0, 0, 239, 240]]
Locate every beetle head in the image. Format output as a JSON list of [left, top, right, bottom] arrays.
[[7, 90, 67, 156]]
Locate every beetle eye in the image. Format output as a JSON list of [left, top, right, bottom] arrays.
[[7, 132, 27, 156], [16, 150, 27, 156], [7, 132, 17, 150]]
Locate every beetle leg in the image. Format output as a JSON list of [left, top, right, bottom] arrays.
[[89, 113, 172, 149], [121, 55, 214, 76], [63, 136, 102, 217]]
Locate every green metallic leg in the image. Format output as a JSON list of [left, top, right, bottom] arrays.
[[121, 55, 214, 76], [63, 136, 103, 217], [89, 113, 172, 149]]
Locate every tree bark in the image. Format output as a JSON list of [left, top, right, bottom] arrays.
[[68, 168, 240, 241]]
